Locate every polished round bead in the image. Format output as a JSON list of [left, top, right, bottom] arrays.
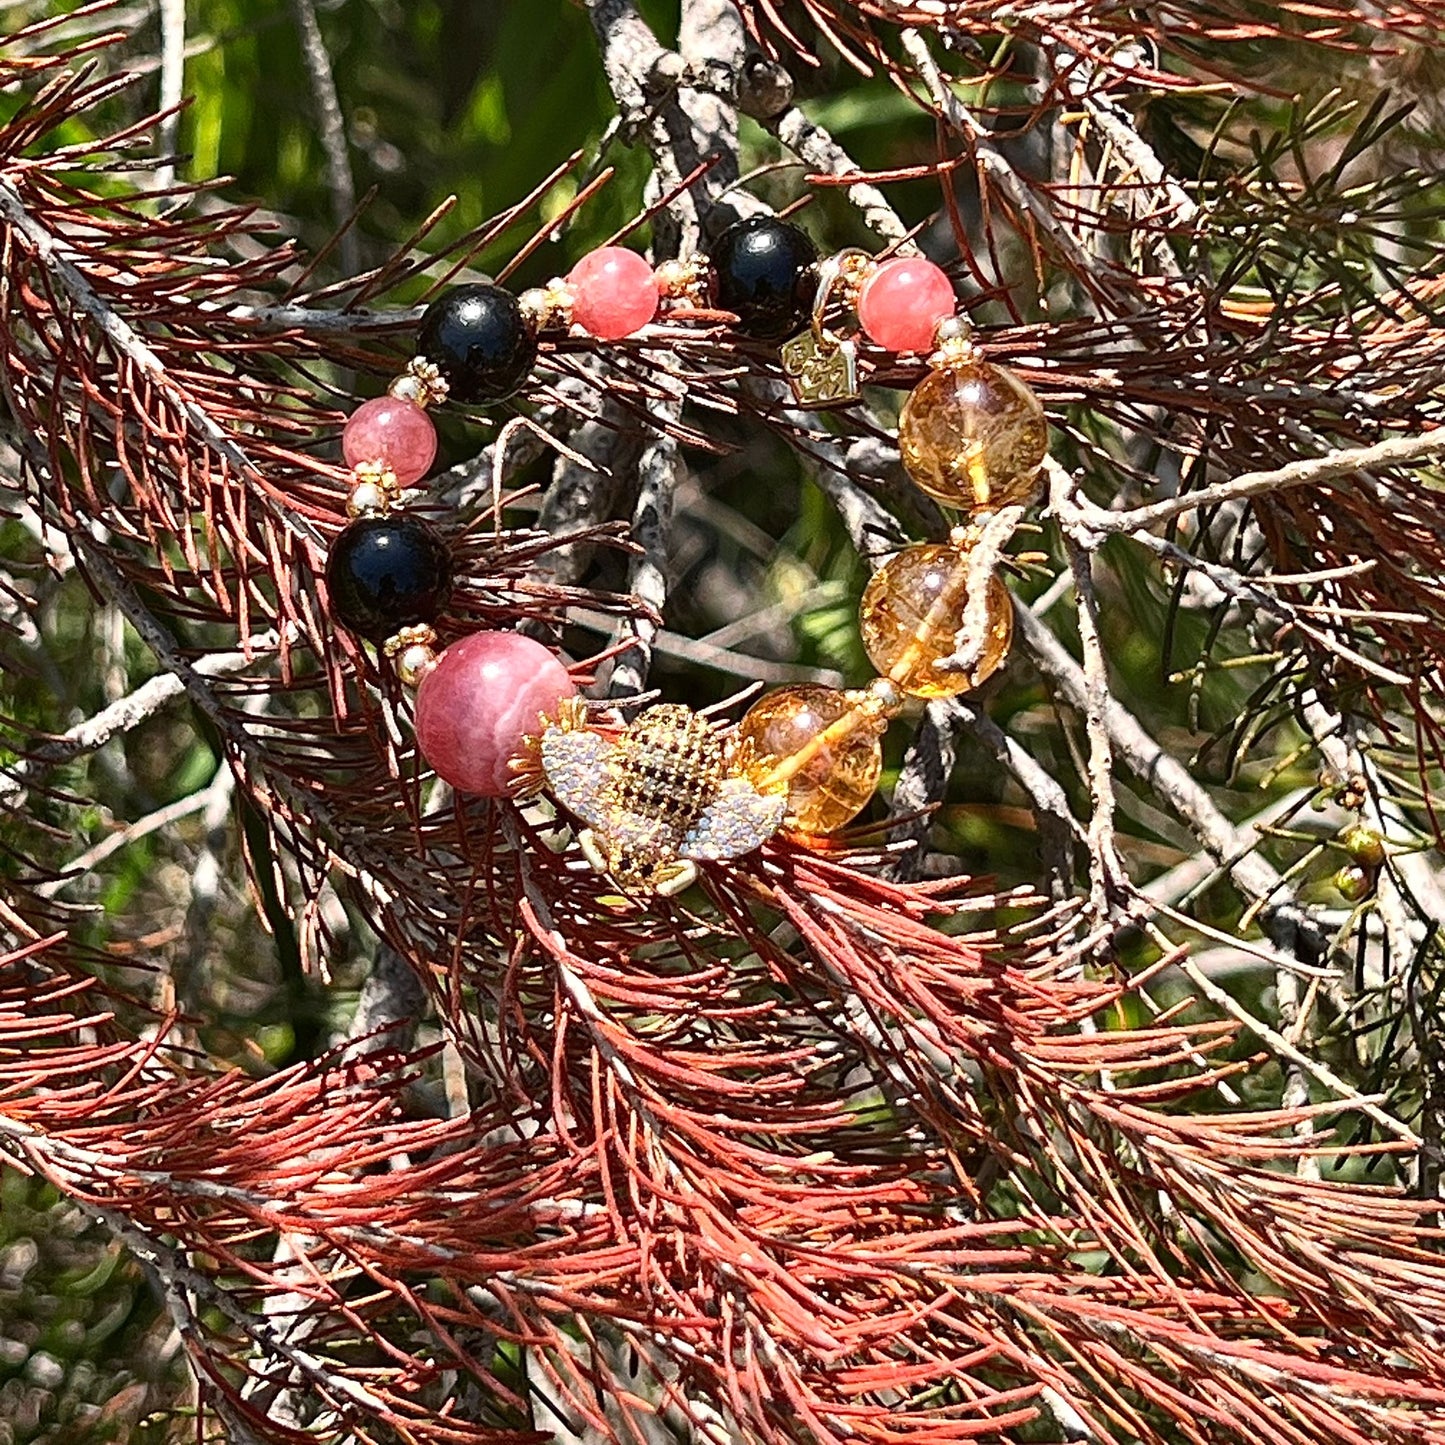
[[415, 631, 576, 797], [416, 284, 536, 403], [859, 543, 1013, 698], [342, 396, 437, 486], [567, 246, 658, 340], [325, 515, 452, 641], [857, 257, 955, 354], [710, 216, 819, 341], [738, 686, 883, 834], [898, 361, 1049, 511]]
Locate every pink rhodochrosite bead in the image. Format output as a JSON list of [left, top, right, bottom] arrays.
[[858, 257, 956, 354], [415, 631, 575, 797], [567, 246, 659, 341], [342, 396, 437, 487]]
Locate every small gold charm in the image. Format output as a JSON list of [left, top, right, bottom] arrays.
[[781, 328, 860, 407]]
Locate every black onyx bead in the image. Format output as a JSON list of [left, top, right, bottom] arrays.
[[325, 515, 453, 641], [416, 284, 536, 403], [709, 216, 819, 341]]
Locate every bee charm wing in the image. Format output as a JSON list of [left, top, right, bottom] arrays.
[[539, 725, 616, 831], [679, 778, 787, 862]]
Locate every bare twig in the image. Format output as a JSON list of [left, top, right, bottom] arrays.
[[764, 105, 912, 247], [286, 0, 361, 276], [1050, 467, 1122, 916], [608, 420, 679, 699], [154, 0, 186, 191], [1, 635, 278, 808], [1078, 430, 1445, 538]]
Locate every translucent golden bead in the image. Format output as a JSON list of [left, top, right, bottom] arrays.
[[737, 686, 884, 835], [859, 543, 1013, 699], [898, 360, 1048, 511]]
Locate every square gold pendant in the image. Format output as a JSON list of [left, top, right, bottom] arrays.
[[781, 329, 860, 407]]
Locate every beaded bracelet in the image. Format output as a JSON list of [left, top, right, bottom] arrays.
[[321, 216, 1049, 895]]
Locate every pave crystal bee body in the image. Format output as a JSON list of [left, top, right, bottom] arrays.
[[521, 700, 786, 895]]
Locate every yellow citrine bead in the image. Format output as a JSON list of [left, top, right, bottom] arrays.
[[737, 686, 885, 835], [898, 360, 1048, 511], [859, 543, 1013, 699]]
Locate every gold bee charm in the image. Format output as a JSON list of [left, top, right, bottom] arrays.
[[523, 700, 786, 896]]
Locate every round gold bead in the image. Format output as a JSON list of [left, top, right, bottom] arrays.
[[835, 248, 876, 310], [396, 642, 437, 687], [866, 676, 905, 714], [737, 686, 884, 835], [654, 259, 692, 297], [384, 624, 439, 687], [932, 315, 974, 350], [859, 543, 1013, 699], [898, 360, 1048, 512], [388, 373, 426, 405]]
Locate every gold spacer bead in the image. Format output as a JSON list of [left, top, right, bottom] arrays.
[[383, 624, 439, 687], [396, 643, 438, 687], [519, 280, 575, 334], [390, 357, 449, 409], [928, 315, 980, 371], [347, 461, 400, 516], [865, 676, 905, 716], [655, 254, 711, 307], [388, 373, 426, 405], [835, 249, 877, 310], [841, 687, 895, 729], [347, 480, 387, 517], [384, 622, 439, 656]]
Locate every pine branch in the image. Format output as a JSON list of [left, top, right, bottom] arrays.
[[10, 6, 1445, 1442]]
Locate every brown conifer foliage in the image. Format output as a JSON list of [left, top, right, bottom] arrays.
[[7, 3, 1445, 1442]]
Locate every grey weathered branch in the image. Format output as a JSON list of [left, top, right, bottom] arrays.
[[609, 420, 680, 699], [287, 0, 361, 276], [1, 634, 280, 809], [1076, 429, 1445, 537], [154, 0, 186, 191]]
